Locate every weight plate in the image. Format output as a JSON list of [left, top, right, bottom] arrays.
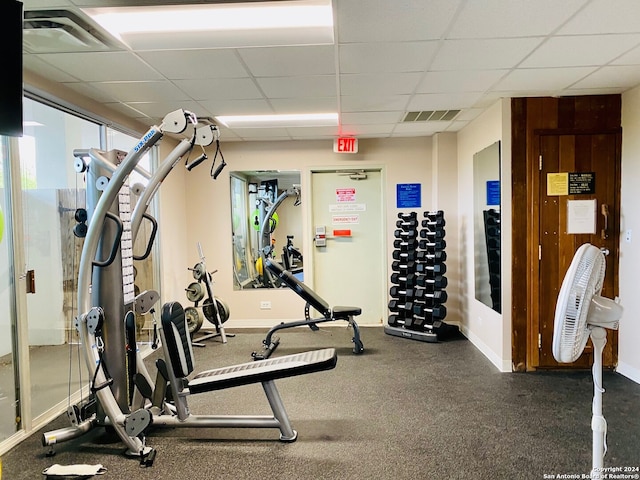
[[202, 297, 230, 325], [192, 263, 206, 280], [185, 282, 204, 303], [184, 306, 202, 334]]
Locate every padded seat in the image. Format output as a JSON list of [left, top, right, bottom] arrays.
[[161, 301, 337, 395]]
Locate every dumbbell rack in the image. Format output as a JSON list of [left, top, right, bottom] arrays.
[[483, 209, 501, 313], [385, 210, 448, 343]]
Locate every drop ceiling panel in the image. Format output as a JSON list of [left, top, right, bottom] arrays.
[[256, 75, 335, 98], [558, 0, 640, 35], [340, 73, 423, 96], [87, 81, 191, 102], [337, 0, 461, 43], [34, 51, 164, 82], [521, 34, 640, 68], [341, 124, 395, 136], [198, 99, 273, 116], [339, 42, 438, 74], [612, 44, 640, 65], [495, 67, 597, 91], [121, 100, 203, 119], [416, 70, 508, 94], [341, 112, 403, 125], [571, 65, 640, 89], [287, 126, 340, 139], [392, 122, 443, 136], [430, 38, 544, 71], [238, 45, 335, 77], [448, 0, 586, 39], [137, 49, 250, 80], [62, 81, 123, 103], [172, 78, 263, 101], [23, 54, 79, 82], [408, 92, 484, 111], [341, 95, 410, 113], [270, 97, 338, 114]]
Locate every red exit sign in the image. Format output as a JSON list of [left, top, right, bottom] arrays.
[[333, 137, 358, 153]]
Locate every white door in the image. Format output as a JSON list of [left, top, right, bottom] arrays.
[[311, 169, 384, 325]]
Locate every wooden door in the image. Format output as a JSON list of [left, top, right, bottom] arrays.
[[534, 132, 620, 369]]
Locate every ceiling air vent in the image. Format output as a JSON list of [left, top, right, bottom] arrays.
[[402, 110, 460, 122], [23, 9, 117, 53]]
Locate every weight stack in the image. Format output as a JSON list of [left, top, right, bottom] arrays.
[[483, 209, 501, 313], [388, 212, 419, 330], [385, 210, 448, 343]]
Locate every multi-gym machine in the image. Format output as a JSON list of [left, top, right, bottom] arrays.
[[42, 109, 338, 467]]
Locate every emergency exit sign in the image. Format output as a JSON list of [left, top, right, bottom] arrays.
[[333, 137, 358, 153]]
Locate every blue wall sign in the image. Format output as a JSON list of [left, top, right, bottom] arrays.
[[397, 183, 421, 208], [486, 180, 500, 206]]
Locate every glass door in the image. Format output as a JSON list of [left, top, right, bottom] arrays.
[[19, 98, 101, 421], [0, 136, 18, 441]]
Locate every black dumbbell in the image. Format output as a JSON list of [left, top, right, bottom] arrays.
[[388, 299, 415, 312], [421, 217, 446, 228], [391, 260, 415, 272], [392, 250, 418, 261], [398, 212, 417, 221], [390, 272, 417, 286], [390, 287, 447, 303], [419, 239, 446, 250], [413, 303, 447, 319], [416, 275, 448, 290], [396, 219, 419, 230], [394, 229, 418, 239], [416, 262, 446, 274], [423, 210, 444, 220], [417, 250, 446, 262], [393, 238, 418, 250], [419, 228, 445, 239]]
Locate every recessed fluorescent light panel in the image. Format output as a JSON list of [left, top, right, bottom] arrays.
[[83, 0, 334, 50], [216, 113, 338, 128]]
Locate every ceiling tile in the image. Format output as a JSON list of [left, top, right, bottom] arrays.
[[23, 55, 79, 82], [559, 0, 640, 35], [571, 65, 640, 89], [121, 101, 204, 119], [339, 124, 395, 136], [430, 38, 544, 71], [340, 73, 423, 96], [198, 99, 273, 116], [495, 67, 597, 91], [61, 81, 121, 103], [270, 97, 338, 113], [448, 0, 586, 39], [407, 92, 483, 111], [34, 51, 163, 82], [86, 81, 191, 102], [337, 0, 462, 43], [256, 76, 336, 98], [137, 49, 249, 80], [287, 126, 341, 139], [521, 34, 640, 68], [416, 70, 508, 94], [102, 102, 152, 119], [238, 45, 335, 77], [392, 122, 444, 136], [173, 78, 263, 101], [341, 112, 404, 125], [341, 95, 410, 112], [339, 42, 438, 74]]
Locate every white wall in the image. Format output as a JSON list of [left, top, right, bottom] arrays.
[[181, 137, 434, 328], [456, 100, 512, 372], [618, 86, 640, 384]]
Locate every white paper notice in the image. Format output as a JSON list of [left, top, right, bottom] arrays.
[[567, 199, 597, 234]]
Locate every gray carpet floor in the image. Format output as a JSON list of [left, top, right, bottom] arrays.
[[2, 326, 639, 480]]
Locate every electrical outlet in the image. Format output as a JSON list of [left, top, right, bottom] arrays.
[[260, 301, 271, 310], [625, 229, 632, 243]]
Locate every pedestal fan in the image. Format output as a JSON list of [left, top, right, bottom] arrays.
[[552, 243, 623, 478]]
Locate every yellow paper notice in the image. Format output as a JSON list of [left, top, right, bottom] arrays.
[[547, 172, 568, 196]]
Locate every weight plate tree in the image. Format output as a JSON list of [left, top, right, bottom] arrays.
[[385, 210, 448, 343]]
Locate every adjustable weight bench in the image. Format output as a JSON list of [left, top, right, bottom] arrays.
[[158, 301, 337, 442], [252, 258, 364, 360]]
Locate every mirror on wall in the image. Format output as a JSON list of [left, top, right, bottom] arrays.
[[230, 170, 302, 290], [473, 141, 501, 313]]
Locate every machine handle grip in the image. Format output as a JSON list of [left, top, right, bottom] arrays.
[[133, 213, 158, 261], [92, 212, 123, 268]]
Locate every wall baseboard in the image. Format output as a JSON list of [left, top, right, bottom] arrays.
[[616, 361, 640, 385], [459, 324, 511, 372]]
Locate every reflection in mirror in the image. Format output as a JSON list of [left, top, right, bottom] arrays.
[[473, 141, 501, 313], [230, 171, 302, 289]]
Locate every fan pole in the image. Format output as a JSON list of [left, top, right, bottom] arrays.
[[590, 327, 607, 478]]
